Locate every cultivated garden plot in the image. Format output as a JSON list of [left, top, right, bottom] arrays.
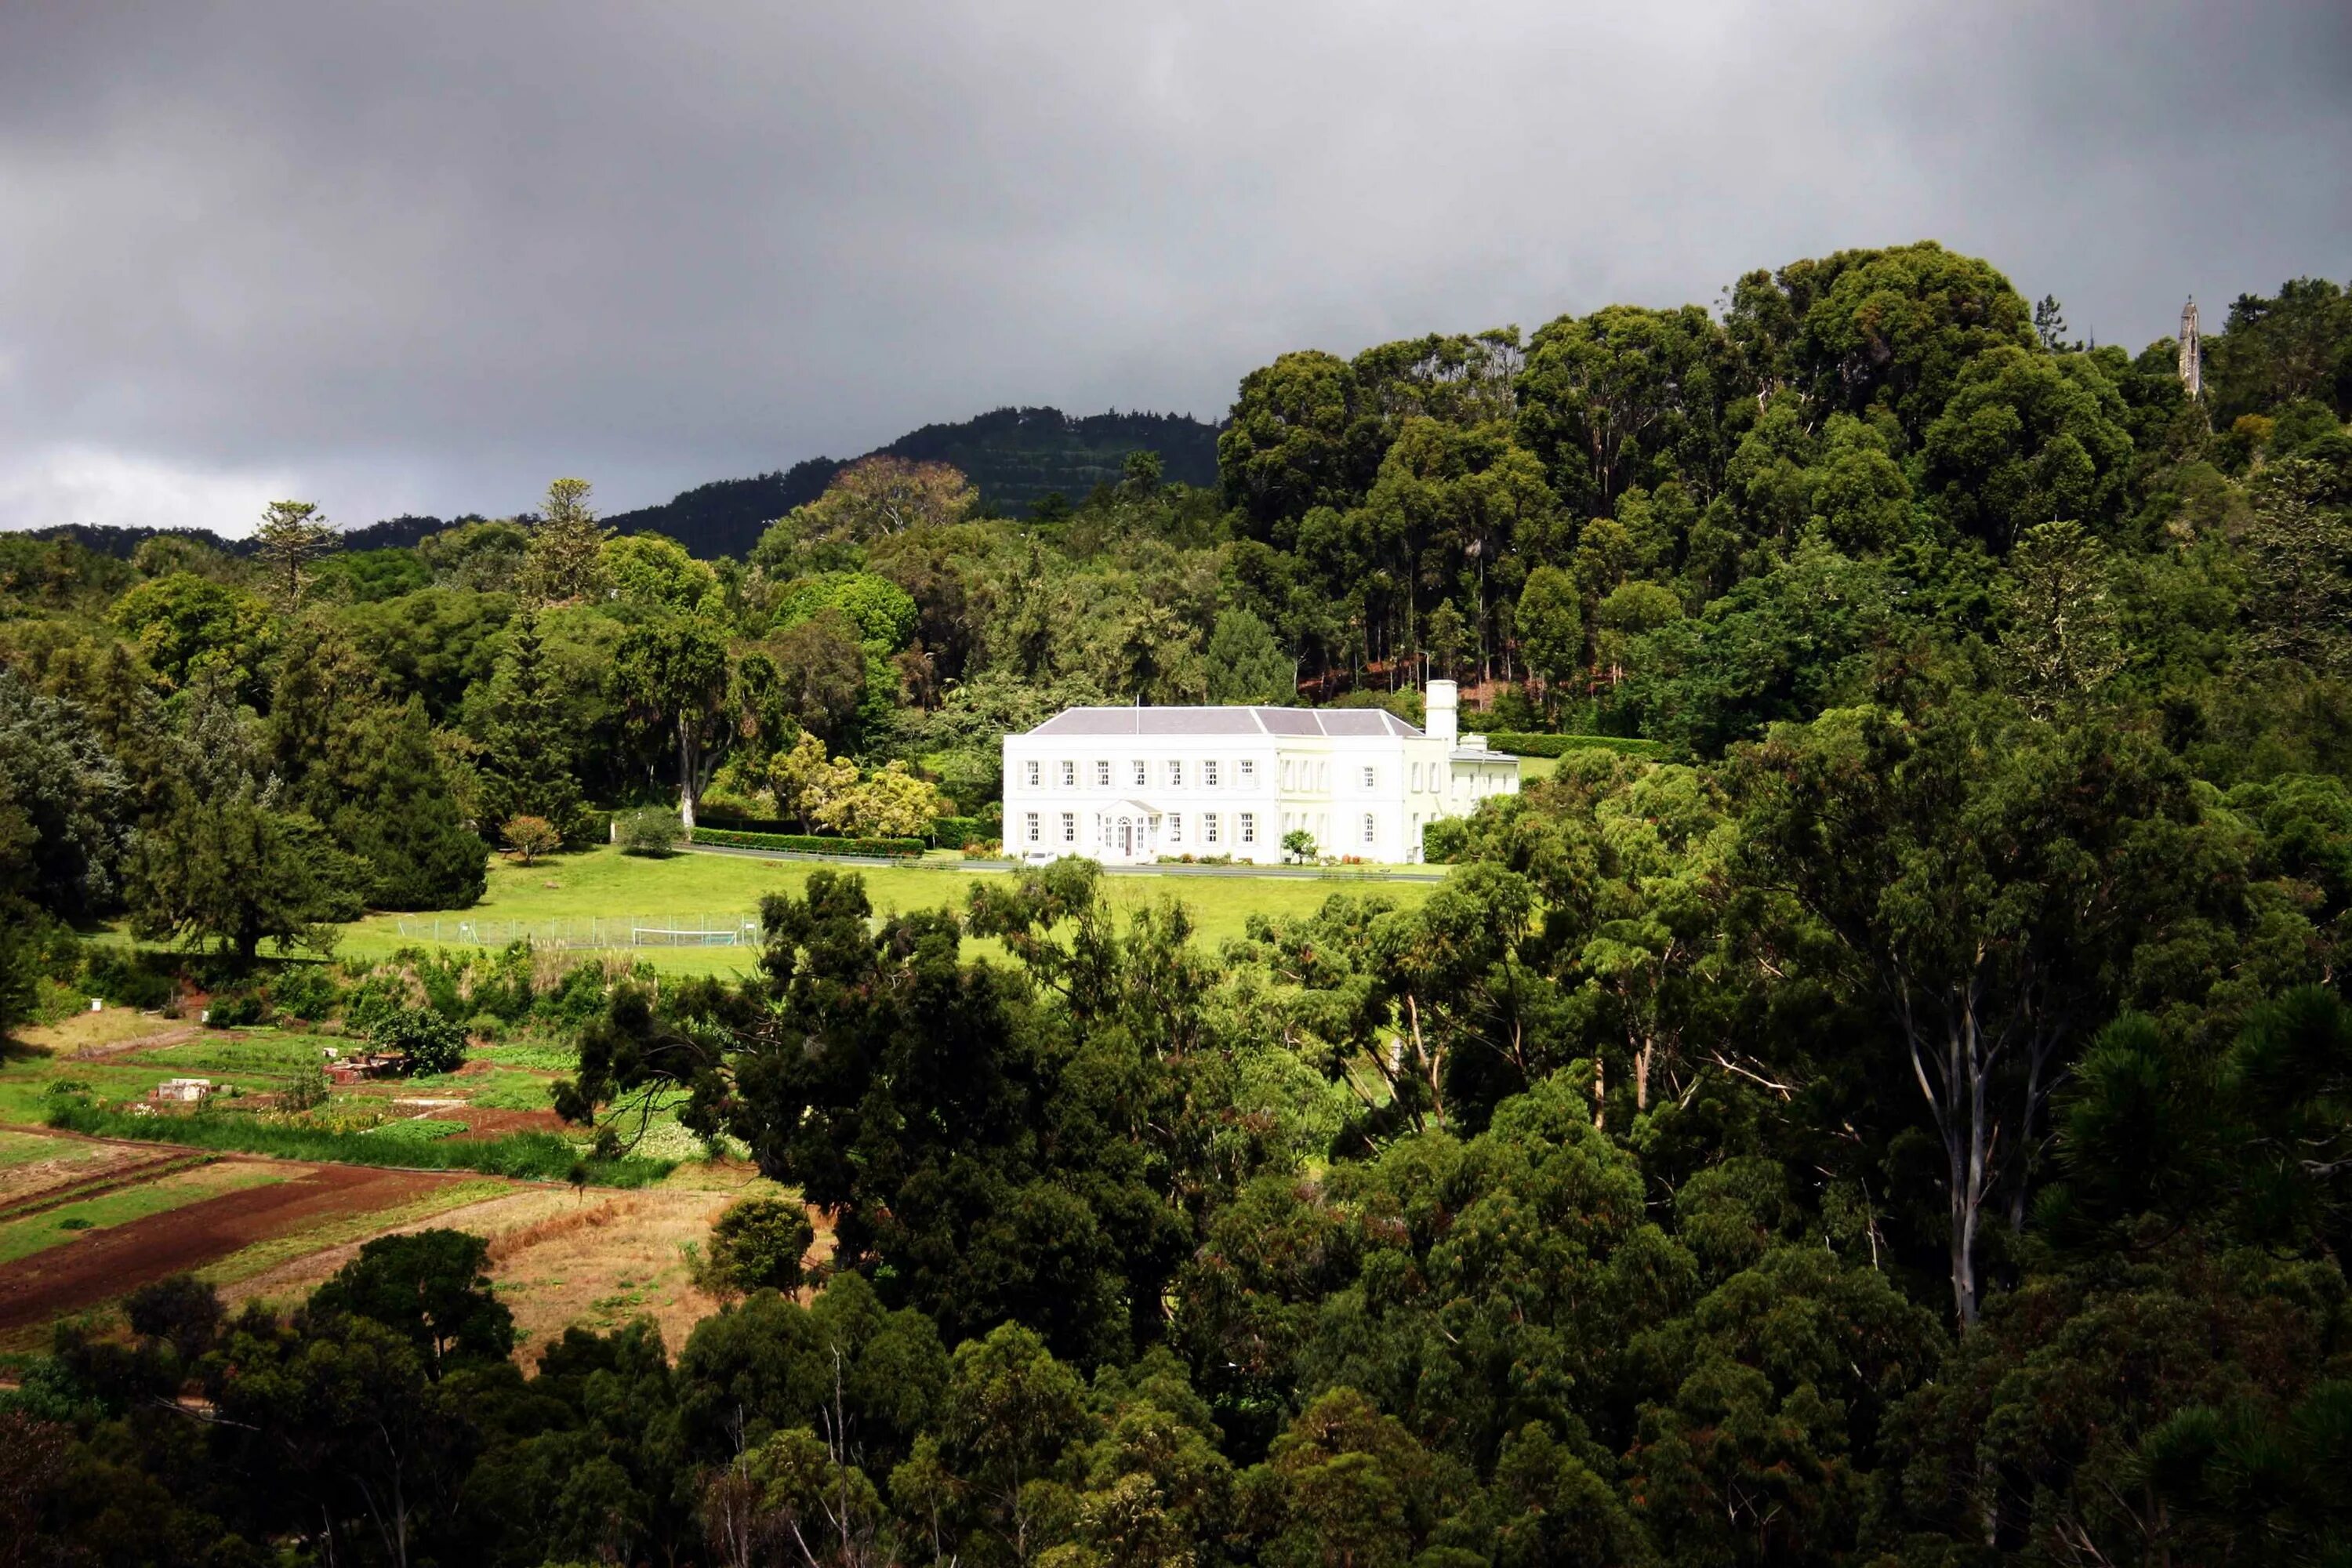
[[0, 995, 693, 1345], [0, 1156, 495, 1345]]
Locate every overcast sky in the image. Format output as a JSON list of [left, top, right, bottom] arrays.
[[2, 2, 2346, 535]]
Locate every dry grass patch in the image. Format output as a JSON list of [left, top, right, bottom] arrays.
[[488, 1188, 741, 1356], [20, 1010, 194, 1058], [0, 1133, 136, 1201], [216, 1170, 822, 1361], [205, 1178, 519, 1293]]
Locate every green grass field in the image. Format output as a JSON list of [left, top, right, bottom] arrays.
[[0, 1058, 198, 1126], [335, 845, 1443, 975], [0, 1128, 93, 1170]]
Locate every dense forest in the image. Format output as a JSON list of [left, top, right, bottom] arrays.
[[5, 241, 2352, 1566]]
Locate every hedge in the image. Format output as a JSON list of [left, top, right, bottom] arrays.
[[690, 828, 927, 858], [1486, 733, 1666, 760], [696, 811, 800, 836], [930, 815, 992, 848]]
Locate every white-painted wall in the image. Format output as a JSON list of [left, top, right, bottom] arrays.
[[1000, 687, 1519, 865]]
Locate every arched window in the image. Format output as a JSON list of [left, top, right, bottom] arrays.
[[1363, 812, 1377, 845]]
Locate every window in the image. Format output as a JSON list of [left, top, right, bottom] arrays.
[[1095, 760, 1111, 787], [1240, 811, 1257, 844], [1025, 760, 1040, 788], [1059, 760, 1075, 788], [1132, 759, 1146, 786], [1316, 762, 1329, 790], [1363, 812, 1377, 845], [1060, 811, 1076, 843], [1168, 759, 1183, 787], [1281, 760, 1294, 789], [1168, 813, 1183, 842], [1410, 762, 1422, 791], [1025, 811, 1040, 844], [1204, 760, 1220, 787], [1239, 759, 1256, 786], [1204, 814, 1220, 845], [1362, 765, 1377, 789]]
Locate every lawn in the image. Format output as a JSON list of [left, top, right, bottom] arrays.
[[334, 844, 1443, 975]]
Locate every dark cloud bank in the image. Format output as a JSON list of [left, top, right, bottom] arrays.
[[1, 0, 2346, 533]]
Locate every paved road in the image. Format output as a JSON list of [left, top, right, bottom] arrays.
[[684, 844, 1450, 882]]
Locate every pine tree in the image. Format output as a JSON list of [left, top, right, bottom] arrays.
[[266, 615, 382, 818], [332, 697, 488, 909], [253, 499, 339, 605], [521, 477, 610, 604], [483, 608, 589, 842]]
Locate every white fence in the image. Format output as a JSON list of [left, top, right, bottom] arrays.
[[390, 914, 763, 950]]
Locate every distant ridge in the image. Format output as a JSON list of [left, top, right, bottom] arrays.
[[604, 406, 1220, 557], [602, 459, 846, 560], [26, 406, 1221, 564], [31, 513, 490, 562]]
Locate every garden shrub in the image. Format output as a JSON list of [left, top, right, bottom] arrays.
[[205, 993, 266, 1029], [267, 964, 342, 1022], [341, 970, 418, 1034], [534, 963, 615, 1030], [80, 949, 173, 1011], [617, 806, 684, 856], [699, 1196, 817, 1297], [370, 1005, 469, 1075]]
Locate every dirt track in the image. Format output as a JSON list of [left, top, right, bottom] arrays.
[[0, 1160, 471, 1333]]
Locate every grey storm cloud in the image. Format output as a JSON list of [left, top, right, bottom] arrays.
[[1, 0, 2347, 533]]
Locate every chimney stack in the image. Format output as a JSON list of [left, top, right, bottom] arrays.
[[1427, 680, 1457, 744]]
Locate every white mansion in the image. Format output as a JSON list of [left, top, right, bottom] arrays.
[[1000, 680, 1519, 865]]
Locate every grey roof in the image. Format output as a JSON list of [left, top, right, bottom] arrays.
[[1027, 706, 1421, 739]]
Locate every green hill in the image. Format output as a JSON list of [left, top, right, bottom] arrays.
[[27, 407, 1221, 564], [878, 406, 1219, 514], [604, 406, 1218, 557]]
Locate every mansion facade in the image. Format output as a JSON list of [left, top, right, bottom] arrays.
[[1000, 681, 1519, 866]]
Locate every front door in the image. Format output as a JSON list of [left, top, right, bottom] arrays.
[[1118, 817, 1133, 856]]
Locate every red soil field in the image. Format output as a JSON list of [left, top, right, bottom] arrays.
[[0, 1160, 474, 1334], [445, 1107, 570, 1140]]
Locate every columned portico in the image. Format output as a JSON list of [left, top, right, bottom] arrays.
[[1094, 799, 1165, 864]]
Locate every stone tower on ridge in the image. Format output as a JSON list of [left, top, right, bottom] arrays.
[[2178, 298, 2202, 400]]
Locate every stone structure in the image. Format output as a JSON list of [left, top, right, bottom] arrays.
[[2180, 298, 2202, 399]]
